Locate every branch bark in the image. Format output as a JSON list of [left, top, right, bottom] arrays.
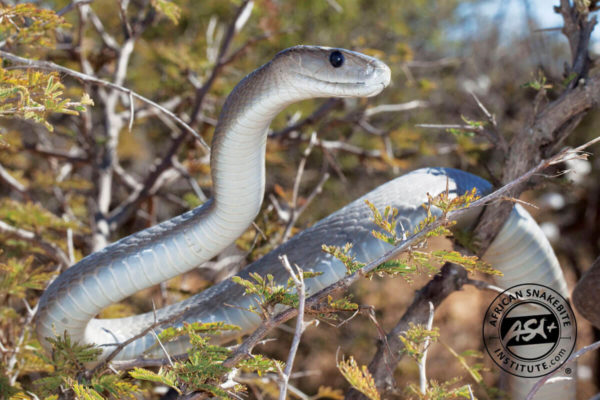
[[0, 219, 71, 266], [474, 5, 599, 251]]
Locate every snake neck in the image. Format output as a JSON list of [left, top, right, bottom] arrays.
[[207, 63, 300, 243]]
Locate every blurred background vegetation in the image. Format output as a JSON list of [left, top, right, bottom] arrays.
[[1, 0, 599, 398]]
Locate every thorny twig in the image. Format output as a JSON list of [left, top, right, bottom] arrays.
[[93, 36, 136, 250], [468, 91, 508, 153], [281, 132, 322, 242]]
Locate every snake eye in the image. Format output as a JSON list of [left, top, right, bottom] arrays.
[[329, 50, 344, 68]]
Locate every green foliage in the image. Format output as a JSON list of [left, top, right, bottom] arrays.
[[365, 200, 402, 245], [431, 250, 500, 276], [314, 295, 360, 323], [157, 321, 240, 343], [400, 325, 504, 399], [522, 70, 553, 91], [447, 128, 475, 138], [447, 116, 486, 138], [0, 198, 81, 233], [366, 189, 497, 276], [323, 190, 493, 284], [399, 323, 440, 363], [0, 68, 94, 131], [322, 243, 365, 274], [326, 294, 359, 312], [151, 0, 182, 25], [238, 354, 282, 376], [369, 260, 417, 278], [0, 4, 93, 131], [35, 333, 102, 394], [0, 3, 69, 49], [69, 375, 139, 400], [441, 346, 485, 385], [0, 373, 22, 399], [132, 323, 282, 398], [0, 255, 54, 298], [0, 198, 85, 262], [70, 381, 105, 400], [232, 270, 322, 319], [129, 367, 181, 394], [337, 356, 380, 400]]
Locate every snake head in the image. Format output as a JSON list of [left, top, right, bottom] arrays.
[[272, 45, 391, 98]]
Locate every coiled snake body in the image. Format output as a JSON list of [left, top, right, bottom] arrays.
[[36, 46, 574, 399]]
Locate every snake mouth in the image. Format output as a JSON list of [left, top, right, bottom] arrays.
[[293, 65, 390, 98]]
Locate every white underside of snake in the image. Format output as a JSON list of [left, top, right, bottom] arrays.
[[36, 46, 575, 399]]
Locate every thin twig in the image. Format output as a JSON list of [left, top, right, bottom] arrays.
[[281, 132, 319, 242], [419, 302, 434, 394], [416, 123, 483, 132], [293, 173, 330, 225], [364, 100, 429, 117], [0, 162, 27, 194], [465, 279, 506, 295], [66, 228, 75, 265], [278, 255, 306, 400], [0, 50, 210, 152], [468, 91, 507, 152], [0, 220, 71, 266], [56, 0, 93, 16], [269, 99, 341, 139], [23, 144, 89, 163], [80, 4, 120, 50], [7, 301, 38, 385]]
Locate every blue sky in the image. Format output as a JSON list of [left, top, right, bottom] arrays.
[[458, 0, 599, 42]]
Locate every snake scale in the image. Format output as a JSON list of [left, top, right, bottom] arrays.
[[36, 46, 575, 399]]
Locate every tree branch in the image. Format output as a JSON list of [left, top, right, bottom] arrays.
[[0, 162, 27, 194], [0, 219, 71, 266], [0, 50, 209, 152]]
